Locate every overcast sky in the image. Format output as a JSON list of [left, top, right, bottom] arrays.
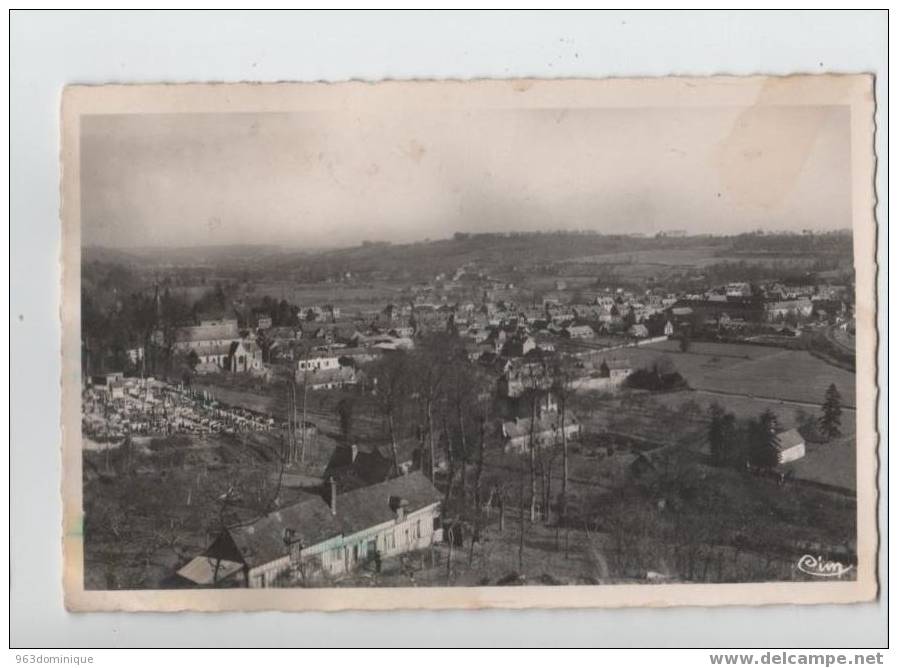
[[80, 104, 851, 248]]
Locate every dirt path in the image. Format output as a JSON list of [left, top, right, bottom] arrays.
[[824, 325, 856, 355], [692, 387, 857, 411]]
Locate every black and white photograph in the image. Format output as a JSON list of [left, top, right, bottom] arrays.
[[58, 75, 878, 611]]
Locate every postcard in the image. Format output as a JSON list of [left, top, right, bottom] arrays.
[[60, 75, 878, 610]]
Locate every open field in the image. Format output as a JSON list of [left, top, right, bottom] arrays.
[[790, 435, 857, 493], [191, 379, 386, 446], [691, 350, 856, 408], [563, 247, 721, 267], [647, 390, 857, 493], [645, 339, 785, 359], [598, 340, 859, 495], [572, 392, 706, 450], [562, 247, 825, 269], [648, 390, 855, 435], [600, 341, 856, 409]]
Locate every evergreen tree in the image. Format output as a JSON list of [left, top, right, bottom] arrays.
[[748, 409, 780, 468], [708, 402, 737, 466], [820, 383, 843, 440], [708, 403, 726, 464], [336, 396, 355, 443], [719, 412, 738, 465]]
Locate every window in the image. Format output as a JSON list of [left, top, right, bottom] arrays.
[[416, 519, 422, 538]]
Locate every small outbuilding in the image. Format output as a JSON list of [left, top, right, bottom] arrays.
[[773, 428, 806, 464]]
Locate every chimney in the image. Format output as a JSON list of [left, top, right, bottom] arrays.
[[328, 476, 337, 515], [389, 495, 407, 521]]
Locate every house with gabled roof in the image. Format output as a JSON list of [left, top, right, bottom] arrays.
[[325, 438, 423, 486], [563, 324, 595, 339], [175, 472, 443, 588], [773, 428, 806, 464], [500, 410, 580, 453]]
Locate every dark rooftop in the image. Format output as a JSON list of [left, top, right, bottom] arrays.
[[224, 471, 441, 568], [228, 496, 337, 568]]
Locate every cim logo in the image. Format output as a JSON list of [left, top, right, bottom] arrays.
[[797, 554, 854, 578]]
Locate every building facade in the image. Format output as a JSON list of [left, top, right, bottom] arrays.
[[177, 472, 443, 588]]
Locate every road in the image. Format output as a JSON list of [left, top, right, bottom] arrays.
[[692, 388, 856, 412], [823, 324, 855, 356]]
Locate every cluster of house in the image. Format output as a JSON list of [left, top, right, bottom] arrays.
[[659, 281, 851, 336], [377, 276, 849, 351], [498, 394, 581, 453], [139, 270, 850, 388], [109, 260, 852, 384], [157, 267, 837, 589]]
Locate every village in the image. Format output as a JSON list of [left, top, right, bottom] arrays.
[[79, 232, 858, 590]]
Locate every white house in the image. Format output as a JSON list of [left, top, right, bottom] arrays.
[[629, 323, 649, 338], [304, 366, 358, 391], [570, 359, 631, 393], [765, 298, 814, 321], [126, 346, 145, 365], [564, 324, 595, 339], [296, 354, 341, 373], [725, 282, 752, 298], [500, 410, 580, 453], [773, 428, 806, 464], [176, 473, 443, 588]]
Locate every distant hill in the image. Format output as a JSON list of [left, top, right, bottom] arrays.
[[82, 245, 150, 266], [83, 230, 853, 283], [83, 244, 311, 267], [262, 232, 730, 279]]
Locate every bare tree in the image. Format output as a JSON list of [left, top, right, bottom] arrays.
[[444, 350, 493, 512], [520, 360, 549, 523], [518, 459, 526, 571], [549, 352, 577, 527], [410, 332, 456, 481], [473, 412, 489, 518], [368, 352, 413, 475]]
